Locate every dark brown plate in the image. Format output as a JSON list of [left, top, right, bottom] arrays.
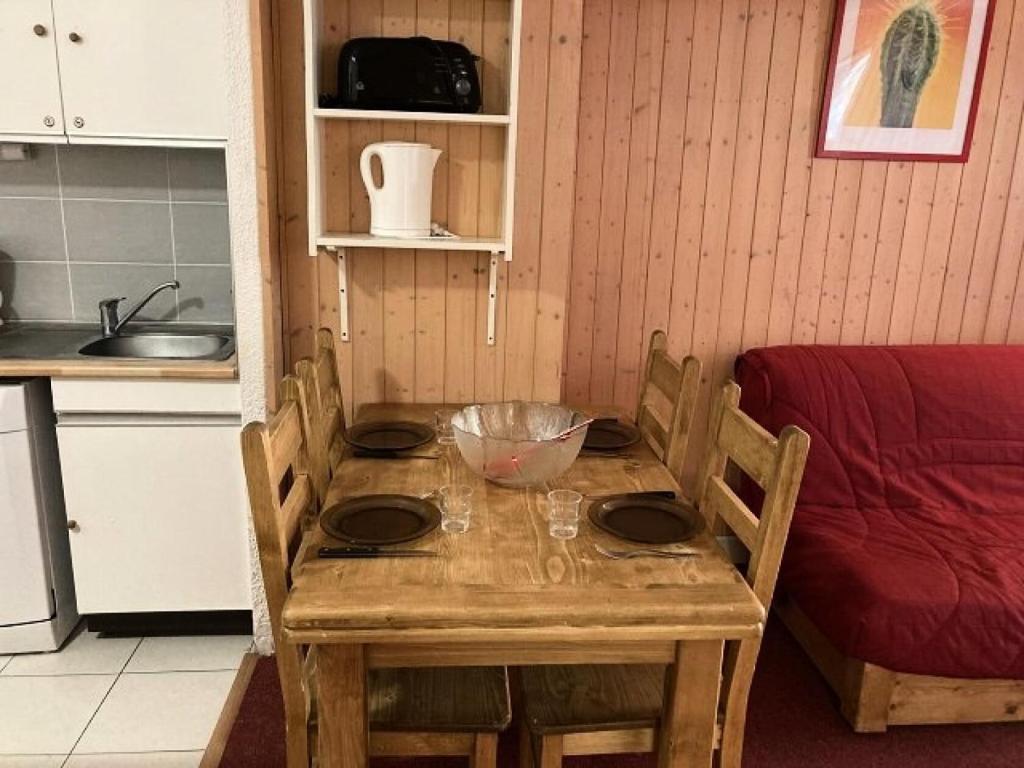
[[583, 419, 641, 451], [320, 494, 441, 545], [588, 494, 704, 544], [344, 420, 435, 452]]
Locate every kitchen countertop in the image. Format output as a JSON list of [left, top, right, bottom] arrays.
[[0, 323, 238, 380]]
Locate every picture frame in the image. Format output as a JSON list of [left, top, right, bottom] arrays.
[[816, 0, 997, 162]]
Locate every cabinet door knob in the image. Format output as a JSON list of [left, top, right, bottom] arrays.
[[68, 32, 83, 43], [67, 520, 80, 531], [43, 115, 56, 127], [33, 24, 48, 37], [73, 117, 85, 128]]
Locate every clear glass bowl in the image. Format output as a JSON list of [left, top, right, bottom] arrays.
[[451, 402, 589, 488]]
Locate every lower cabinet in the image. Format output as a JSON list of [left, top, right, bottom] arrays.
[[51, 378, 251, 615]]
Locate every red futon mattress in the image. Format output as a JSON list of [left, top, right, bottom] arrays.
[[735, 345, 1024, 680]]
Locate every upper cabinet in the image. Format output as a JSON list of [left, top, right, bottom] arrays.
[[0, 0, 66, 140], [0, 0, 227, 147]]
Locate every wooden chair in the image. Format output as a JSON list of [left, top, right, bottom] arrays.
[[635, 330, 702, 483], [297, 327, 346, 479], [519, 380, 810, 768], [242, 376, 511, 768]]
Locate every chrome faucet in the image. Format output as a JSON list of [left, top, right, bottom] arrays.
[[98, 280, 180, 337]]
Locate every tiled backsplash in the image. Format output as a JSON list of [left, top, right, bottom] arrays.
[[0, 145, 233, 326]]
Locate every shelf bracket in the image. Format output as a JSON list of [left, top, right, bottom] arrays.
[[487, 255, 499, 346], [327, 246, 351, 343]]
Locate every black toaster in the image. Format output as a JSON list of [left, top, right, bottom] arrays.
[[336, 36, 482, 113]]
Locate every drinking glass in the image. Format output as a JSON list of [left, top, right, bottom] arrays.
[[547, 489, 582, 539], [440, 484, 474, 534], [435, 408, 461, 485]]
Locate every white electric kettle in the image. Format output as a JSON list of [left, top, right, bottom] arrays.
[[360, 142, 442, 238]]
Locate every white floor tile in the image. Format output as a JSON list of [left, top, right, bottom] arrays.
[[3, 629, 140, 677], [0, 757, 66, 768], [0, 675, 115, 755], [125, 635, 251, 673], [65, 751, 203, 767], [74, 671, 235, 754]]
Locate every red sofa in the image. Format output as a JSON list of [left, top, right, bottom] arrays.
[[735, 345, 1024, 729]]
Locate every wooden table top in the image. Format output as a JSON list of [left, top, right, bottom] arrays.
[[283, 403, 764, 645]]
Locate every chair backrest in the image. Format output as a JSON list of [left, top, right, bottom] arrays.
[[298, 328, 346, 477], [240, 375, 318, 640], [635, 330, 702, 482], [695, 380, 809, 742]]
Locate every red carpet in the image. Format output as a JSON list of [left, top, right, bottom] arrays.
[[218, 622, 1024, 767]]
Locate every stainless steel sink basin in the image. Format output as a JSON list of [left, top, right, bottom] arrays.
[[78, 334, 234, 361]]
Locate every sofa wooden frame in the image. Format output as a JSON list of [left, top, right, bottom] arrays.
[[774, 593, 1024, 732]]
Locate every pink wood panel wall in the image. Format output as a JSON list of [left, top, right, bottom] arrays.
[[563, 0, 1024, 485]]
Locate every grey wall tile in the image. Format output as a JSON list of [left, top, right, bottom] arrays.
[[64, 200, 173, 264], [58, 146, 169, 201], [169, 150, 227, 203], [70, 264, 177, 324], [172, 204, 230, 264], [176, 266, 234, 324], [0, 199, 66, 261], [0, 145, 59, 197], [0, 261, 73, 321]]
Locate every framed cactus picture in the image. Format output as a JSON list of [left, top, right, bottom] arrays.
[[817, 0, 997, 161]]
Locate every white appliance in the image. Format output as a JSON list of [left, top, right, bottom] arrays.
[[360, 141, 441, 238], [0, 379, 78, 653]]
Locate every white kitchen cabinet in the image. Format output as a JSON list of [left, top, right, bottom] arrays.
[[0, 0, 227, 146], [52, 378, 251, 615], [0, 0, 66, 141]]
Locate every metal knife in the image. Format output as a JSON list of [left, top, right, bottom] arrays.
[[318, 545, 439, 559], [586, 490, 677, 501]]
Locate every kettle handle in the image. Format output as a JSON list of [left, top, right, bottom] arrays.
[[359, 144, 385, 204]]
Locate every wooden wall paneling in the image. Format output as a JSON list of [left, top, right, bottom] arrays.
[[640, 0, 696, 379], [445, 0, 484, 403], [986, 115, 1024, 342], [839, 163, 886, 345], [347, 1, 386, 405], [563, 0, 613, 405], [961, 0, 1024, 342], [790, 159, 837, 344], [414, 0, 450, 403], [378, 2, 418, 403], [712, 0, 778, 391], [474, 0, 512, 402], [863, 162, 914, 344], [886, 163, 939, 345], [740, 0, 803, 350], [815, 162, 862, 344], [910, 163, 963, 343], [933, 0, 1016, 343], [685, 0, 746, 487], [503, 0, 552, 400], [588, 0, 640, 406], [764, 0, 832, 346], [532, 0, 585, 403], [610, 0, 668, 411], [280, 0, 318, 365], [666, 0, 722, 359]]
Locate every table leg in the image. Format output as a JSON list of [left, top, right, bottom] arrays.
[[658, 639, 725, 768], [317, 644, 368, 768]]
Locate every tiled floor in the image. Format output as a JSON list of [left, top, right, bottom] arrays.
[[0, 627, 251, 767]]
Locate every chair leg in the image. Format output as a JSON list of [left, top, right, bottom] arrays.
[[538, 734, 564, 768], [470, 733, 499, 768], [518, 722, 534, 768], [285, 714, 310, 768]]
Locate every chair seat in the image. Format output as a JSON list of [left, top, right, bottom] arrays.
[[369, 666, 511, 733], [521, 665, 666, 735]]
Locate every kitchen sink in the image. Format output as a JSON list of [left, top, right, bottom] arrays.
[[78, 333, 234, 361]]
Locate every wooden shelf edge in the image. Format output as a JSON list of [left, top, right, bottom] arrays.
[[316, 234, 508, 254]]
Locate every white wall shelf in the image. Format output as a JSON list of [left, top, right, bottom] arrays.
[[313, 108, 511, 126], [302, 0, 522, 346]]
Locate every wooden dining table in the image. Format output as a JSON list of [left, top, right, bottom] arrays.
[[282, 403, 765, 768]]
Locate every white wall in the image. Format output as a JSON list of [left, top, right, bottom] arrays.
[[223, 0, 273, 653]]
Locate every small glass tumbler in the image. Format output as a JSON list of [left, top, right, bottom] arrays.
[[440, 484, 474, 534], [435, 408, 458, 445], [547, 489, 583, 540], [435, 408, 460, 485]]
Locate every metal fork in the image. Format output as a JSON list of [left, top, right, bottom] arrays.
[[594, 544, 699, 560]]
